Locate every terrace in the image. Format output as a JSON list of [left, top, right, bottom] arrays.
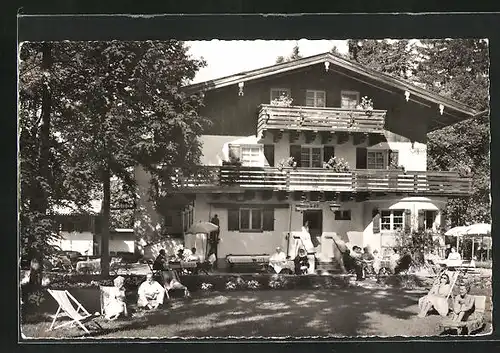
[[257, 104, 387, 141], [174, 166, 472, 197]]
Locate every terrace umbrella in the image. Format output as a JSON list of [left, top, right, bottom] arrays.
[[463, 223, 491, 259], [187, 221, 219, 235], [444, 226, 469, 252]]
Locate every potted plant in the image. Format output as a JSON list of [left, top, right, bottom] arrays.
[[356, 96, 374, 115], [323, 156, 351, 172], [277, 157, 297, 172], [271, 94, 293, 107]]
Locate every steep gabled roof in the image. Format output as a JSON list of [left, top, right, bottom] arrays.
[[185, 52, 486, 130]]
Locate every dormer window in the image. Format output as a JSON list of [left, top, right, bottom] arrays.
[[341, 90, 360, 109], [305, 90, 326, 108], [270, 88, 291, 103]]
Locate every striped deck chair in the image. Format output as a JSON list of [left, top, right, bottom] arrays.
[[47, 289, 102, 334], [441, 295, 487, 335]]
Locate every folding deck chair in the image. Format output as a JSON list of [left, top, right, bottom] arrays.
[[440, 295, 487, 335], [47, 289, 102, 334]]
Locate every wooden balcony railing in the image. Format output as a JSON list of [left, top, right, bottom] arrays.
[[257, 104, 387, 136], [174, 167, 472, 196]]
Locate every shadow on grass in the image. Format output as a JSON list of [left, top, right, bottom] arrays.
[[22, 286, 432, 338]]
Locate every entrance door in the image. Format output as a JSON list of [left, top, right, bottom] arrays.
[[303, 210, 323, 247]]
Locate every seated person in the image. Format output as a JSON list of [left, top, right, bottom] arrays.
[[446, 247, 462, 267], [161, 268, 190, 298], [137, 273, 165, 310], [294, 248, 309, 275], [451, 283, 475, 322], [153, 249, 168, 271], [372, 249, 382, 275], [269, 246, 287, 274], [417, 273, 451, 317], [350, 246, 365, 281], [389, 248, 400, 273], [104, 276, 128, 320], [186, 247, 200, 262], [361, 246, 375, 275], [394, 252, 413, 274]]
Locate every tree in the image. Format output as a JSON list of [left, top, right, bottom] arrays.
[[347, 39, 415, 79], [345, 39, 490, 227], [275, 43, 302, 63], [414, 39, 490, 226], [19, 41, 209, 277]]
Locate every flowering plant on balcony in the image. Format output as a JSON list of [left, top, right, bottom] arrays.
[[323, 156, 351, 172], [356, 96, 374, 114], [277, 157, 297, 171], [271, 94, 293, 107], [201, 282, 213, 291], [246, 280, 261, 290]]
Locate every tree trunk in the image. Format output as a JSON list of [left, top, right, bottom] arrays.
[[27, 42, 53, 286], [101, 161, 111, 277]]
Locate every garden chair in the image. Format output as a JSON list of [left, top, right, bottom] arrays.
[[440, 295, 487, 335], [47, 289, 102, 334], [99, 286, 128, 320]]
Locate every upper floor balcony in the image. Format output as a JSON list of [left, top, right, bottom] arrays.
[[173, 166, 472, 197], [257, 104, 387, 141]]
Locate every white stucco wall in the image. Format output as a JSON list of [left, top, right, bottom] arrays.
[[50, 231, 93, 255], [209, 131, 426, 172], [192, 193, 448, 259], [361, 196, 447, 254]]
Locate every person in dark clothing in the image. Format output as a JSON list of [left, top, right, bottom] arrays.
[[394, 252, 413, 274], [210, 214, 220, 268], [344, 246, 365, 281], [153, 249, 168, 271], [294, 248, 309, 275]]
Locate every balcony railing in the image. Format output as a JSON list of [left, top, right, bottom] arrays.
[[257, 104, 387, 136], [174, 166, 472, 196]]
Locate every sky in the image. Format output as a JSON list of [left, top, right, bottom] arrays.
[[186, 40, 349, 84]]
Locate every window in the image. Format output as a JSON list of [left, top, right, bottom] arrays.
[[240, 208, 262, 231], [241, 146, 262, 166], [182, 208, 194, 232], [341, 90, 360, 109], [228, 208, 274, 232], [380, 210, 404, 231], [306, 90, 326, 107], [424, 210, 437, 230], [367, 150, 386, 169], [270, 88, 291, 103], [300, 146, 322, 168], [334, 210, 351, 220]]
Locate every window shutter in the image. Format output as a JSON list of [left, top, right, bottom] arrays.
[[262, 208, 274, 231], [228, 144, 240, 161], [228, 208, 239, 231], [372, 208, 380, 234], [404, 209, 411, 233], [264, 144, 275, 167], [290, 144, 302, 167], [389, 150, 399, 167], [418, 210, 425, 232], [323, 146, 335, 163], [356, 147, 367, 169]]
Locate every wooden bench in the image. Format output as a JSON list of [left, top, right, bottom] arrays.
[[226, 254, 270, 272]]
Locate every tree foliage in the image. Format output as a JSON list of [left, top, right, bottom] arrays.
[[19, 41, 209, 276], [276, 43, 302, 64], [347, 39, 490, 227]]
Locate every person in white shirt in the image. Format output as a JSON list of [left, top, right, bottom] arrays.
[[300, 222, 316, 274], [268, 247, 287, 274], [187, 247, 200, 262], [137, 273, 165, 310], [447, 247, 461, 261]]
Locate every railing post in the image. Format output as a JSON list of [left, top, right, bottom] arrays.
[[286, 170, 291, 191], [352, 171, 357, 191], [413, 174, 419, 193]]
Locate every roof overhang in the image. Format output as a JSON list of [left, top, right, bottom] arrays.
[[184, 52, 482, 131]]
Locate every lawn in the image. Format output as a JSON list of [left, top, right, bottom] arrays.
[[20, 281, 492, 339]]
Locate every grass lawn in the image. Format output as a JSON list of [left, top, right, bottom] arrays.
[[20, 281, 493, 339]]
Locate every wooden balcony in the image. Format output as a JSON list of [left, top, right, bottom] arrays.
[[257, 104, 387, 141], [174, 167, 472, 196]]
